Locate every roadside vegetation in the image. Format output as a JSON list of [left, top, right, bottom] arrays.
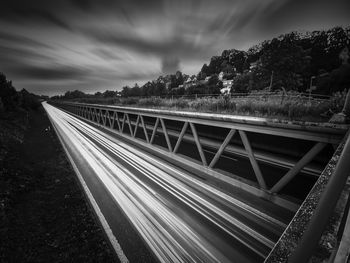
[[0, 72, 116, 262], [51, 26, 350, 123], [67, 90, 346, 122]]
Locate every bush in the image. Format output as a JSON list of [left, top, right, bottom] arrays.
[[169, 98, 189, 109], [120, 97, 140, 105], [329, 89, 346, 112], [138, 97, 163, 107], [0, 97, 4, 113]]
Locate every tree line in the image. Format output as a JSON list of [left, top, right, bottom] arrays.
[[0, 72, 42, 113], [53, 26, 350, 100]]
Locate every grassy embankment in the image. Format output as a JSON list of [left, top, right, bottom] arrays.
[[74, 90, 347, 123], [0, 106, 116, 262]]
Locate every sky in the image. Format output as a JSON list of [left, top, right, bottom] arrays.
[[0, 0, 349, 96]]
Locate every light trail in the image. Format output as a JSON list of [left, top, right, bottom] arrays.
[[43, 102, 285, 263]]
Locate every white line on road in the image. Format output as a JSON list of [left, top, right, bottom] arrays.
[[45, 102, 129, 263]]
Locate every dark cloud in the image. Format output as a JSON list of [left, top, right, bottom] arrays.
[[70, 0, 92, 11], [0, 1, 69, 28], [0, 31, 51, 49], [13, 8, 72, 31], [86, 29, 212, 61], [0, 0, 349, 96], [161, 56, 180, 75], [118, 71, 159, 81], [257, 0, 350, 34], [13, 64, 90, 80], [92, 48, 126, 61], [0, 45, 52, 64]]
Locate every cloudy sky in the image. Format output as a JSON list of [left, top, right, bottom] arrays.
[[0, 0, 349, 96]]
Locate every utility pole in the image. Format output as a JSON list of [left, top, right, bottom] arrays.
[[269, 71, 274, 92], [308, 76, 316, 105]]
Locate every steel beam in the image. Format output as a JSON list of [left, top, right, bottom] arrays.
[[150, 118, 160, 145], [289, 134, 350, 263], [61, 102, 346, 144], [121, 113, 126, 133], [140, 115, 149, 143], [270, 142, 327, 193], [173, 122, 188, 154], [125, 113, 133, 136], [209, 129, 236, 168], [190, 123, 207, 166], [114, 112, 121, 132], [239, 130, 267, 189], [133, 115, 140, 138], [160, 118, 173, 152]]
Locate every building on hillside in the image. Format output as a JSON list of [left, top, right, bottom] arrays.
[[220, 79, 233, 94], [220, 86, 231, 94], [223, 79, 233, 87], [249, 61, 258, 70], [218, 71, 225, 81]]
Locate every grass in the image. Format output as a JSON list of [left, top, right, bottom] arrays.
[[72, 90, 347, 123], [0, 107, 116, 262]]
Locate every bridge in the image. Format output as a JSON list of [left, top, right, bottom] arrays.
[[45, 101, 350, 263]]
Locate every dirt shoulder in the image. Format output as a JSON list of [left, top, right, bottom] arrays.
[[0, 106, 117, 262]]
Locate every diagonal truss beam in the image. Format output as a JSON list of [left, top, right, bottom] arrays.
[[190, 123, 207, 166], [133, 115, 140, 138], [270, 142, 327, 193], [209, 129, 236, 168], [106, 111, 112, 128], [239, 130, 267, 189], [102, 110, 107, 126], [95, 108, 100, 123], [91, 108, 96, 122], [121, 113, 126, 132], [173, 122, 189, 153], [150, 118, 160, 144], [125, 113, 133, 136], [140, 115, 149, 143], [114, 112, 121, 132], [160, 118, 172, 152]]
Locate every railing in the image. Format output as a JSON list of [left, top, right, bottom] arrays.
[[70, 92, 333, 102], [265, 128, 350, 262], [50, 101, 348, 211]]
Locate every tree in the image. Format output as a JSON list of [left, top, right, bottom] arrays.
[[121, 86, 131, 97], [19, 89, 41, 110], [64, 90, 87, 99], [198, 64, 209, 80], [260, 34, 308, 90], [0, 72, 18, 111], [103, 90, 116, 98], [231, 74, 249, 93]]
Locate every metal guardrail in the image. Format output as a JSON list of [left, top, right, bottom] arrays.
[[289, 129, 350, 263], [50, 101, 348, 211], [265, 129, 350, 262], [125, 92, 332, 100]]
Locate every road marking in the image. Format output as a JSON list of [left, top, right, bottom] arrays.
[[44, 103, 129, 263]]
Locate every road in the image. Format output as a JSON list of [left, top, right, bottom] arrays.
[[43, 102, 289, 263]]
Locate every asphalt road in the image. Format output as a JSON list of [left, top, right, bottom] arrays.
[[44, 102, 289, 263]]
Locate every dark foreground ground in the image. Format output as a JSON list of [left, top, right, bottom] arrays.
[[0, 106, 117, 262]]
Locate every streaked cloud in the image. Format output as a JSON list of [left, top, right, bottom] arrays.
[[0, 0, 348, 95]]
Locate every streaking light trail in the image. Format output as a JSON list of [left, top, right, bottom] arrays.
[[43, 102, 285, 263]]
